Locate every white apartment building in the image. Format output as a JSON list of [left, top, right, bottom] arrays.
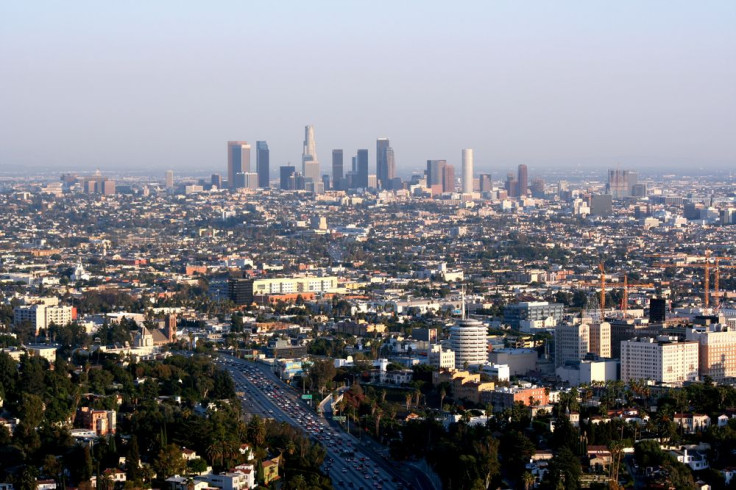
[[256, 276, 337, 295], [620, 337, 698, 384], [13, 304, 74, 333], [428, 344, 455, 370], [686, 324, 736, 382], [555, 321, 611, 367], [555, 323, 589, 367]]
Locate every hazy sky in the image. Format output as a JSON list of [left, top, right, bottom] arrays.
[[2, 1, 735, 176]]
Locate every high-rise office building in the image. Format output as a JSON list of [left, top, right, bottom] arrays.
[[517, 164, 528, 197], [505, 173, 518, 198], [355, 149, 369, 188], [385, 147, 395, 189], [442, 164, 455, 193], [376, 138, 395, 189], [227, 141, 251, 188], [165, 170, 174, 189], [530, 178, 545, 198], [479, 173, 492, 193], [211, 173, 222, 189], [426, 160, 446, 188], [450, 317, 488, 369], [589, 322, 612, 358], [462, 149, 473, 194], [302, 125, 320, 182], [256, 141, 270, 189], [607, 169, 638, 199], [280, 165, 296, 190], [332, 149, 344, 189], [555, 324, 590, 368], [649, 298, 667, 323]]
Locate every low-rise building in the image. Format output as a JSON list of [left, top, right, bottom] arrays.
[[673, 413, 711, 434], [482, 385, 549, 411], [76, 407, 116, 436], [488, 348, 537, 376], [428, 344, 455, 370]]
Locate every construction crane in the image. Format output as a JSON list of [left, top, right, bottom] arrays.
[[653, 251, 733, 309], [571, 264, 655, 318], [599, 262, 605, 320], [620, 274, 655, 317], [714, 259, 736, 310]]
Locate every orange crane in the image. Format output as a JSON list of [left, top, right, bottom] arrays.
[[599, 262, 605, 320], [653, 252, 733, 309], [620, 275, 656, 317], [714, 260, 736, 310]]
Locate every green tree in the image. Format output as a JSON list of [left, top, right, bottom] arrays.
[[152, 443, 187, 480], [549, 446, 582, 490]]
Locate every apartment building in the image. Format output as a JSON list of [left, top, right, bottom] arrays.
[[686, 324, 736, 382], [229, 276, 338, 304], [14, 304, 74, 333], [620, 337, 698, 384]]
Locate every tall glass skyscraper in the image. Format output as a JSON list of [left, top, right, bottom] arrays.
[[256, 141, 269, 189], [227, 141, 250, 188], [517, 164, 528, 197], [356, 149, 369, 189], [302, 125, 320, 182], [332, 149, 343, 189], [376, 138, 394, 189]]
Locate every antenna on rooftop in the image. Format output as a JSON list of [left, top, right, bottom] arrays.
[[461, 284, 466, 320]]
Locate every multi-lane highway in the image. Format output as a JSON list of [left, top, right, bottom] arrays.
[[216, 354, 405, 489]]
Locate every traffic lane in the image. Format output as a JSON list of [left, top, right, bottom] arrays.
[[220, 358, 396, 489]]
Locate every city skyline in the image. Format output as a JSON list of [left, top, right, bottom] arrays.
[[2, 1, 735, 173]]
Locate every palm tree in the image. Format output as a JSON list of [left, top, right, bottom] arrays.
[[206, 442, 222, 467], [522, 471, 535, 490], [440, 387, 447, 409], [286, 440, 296, 456], [405, 392, 412, 411], [375, 407, 383, 438], [290, 474, 307, 490]]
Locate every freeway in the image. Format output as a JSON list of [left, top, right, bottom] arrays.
[[217, 354, 404, 490]]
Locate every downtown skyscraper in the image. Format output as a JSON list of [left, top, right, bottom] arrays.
[[227, 141, 251, 188], [355, 149, 369, 189], [302, 125, 320, 182], [462, 149, 473, 194], [376, 138, 395, 190], [517, 164, 528, 197], [256, 141, 269, 189], [332, 149, 344, 190]]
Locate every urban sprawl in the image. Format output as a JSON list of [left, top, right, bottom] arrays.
[[2, 128, 736, 490]]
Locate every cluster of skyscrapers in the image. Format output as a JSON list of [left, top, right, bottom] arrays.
[[221, 124, 534, 196], [226, 140, 270, 190]]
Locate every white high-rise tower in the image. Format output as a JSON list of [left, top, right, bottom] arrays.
[[462, 148, 474, 194], [302, 125, 320, 182], [450, 294, 488, 369]]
